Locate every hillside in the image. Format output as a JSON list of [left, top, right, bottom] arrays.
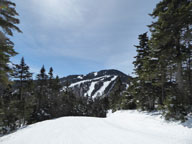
[[0, 110, 191, 144], [60, 69, 131, 98]]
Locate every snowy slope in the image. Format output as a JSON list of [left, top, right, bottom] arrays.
[[69, 75, 111, 88], [92, 76, 117, 98], [60, 69, 131, 98], [85, 81, 98, 96], [1, 110, 192, 144]]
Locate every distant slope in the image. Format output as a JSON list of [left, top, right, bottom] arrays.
[[60, 69, 131, 98], [0, 110, 191, 144]]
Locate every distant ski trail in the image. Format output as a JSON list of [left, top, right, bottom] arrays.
[[0, 111, 192, 144]]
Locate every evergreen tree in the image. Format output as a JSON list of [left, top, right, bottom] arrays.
[[48, 67, 53, 80], [120, 81, 136, 110], [0, 85, 19, 134], [124, 0, 192, 120], [0, 0, 22, 134], [12, 57, 33, 100], [0, 37, 16, 86], [0, 0, 21, 87], [108, 77, 124, 112], [47, 68, 62, 118], [131, 33, 157, 111], [149, 0, 192, 119], [11, 57, 33, 125], [0, 0, 21, 35], [33, 66, 49, 122]]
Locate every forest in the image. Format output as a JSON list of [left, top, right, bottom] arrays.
[[0, 0, 192, 135]]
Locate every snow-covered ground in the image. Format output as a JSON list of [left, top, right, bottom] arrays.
[[0, 110, 192, 144]]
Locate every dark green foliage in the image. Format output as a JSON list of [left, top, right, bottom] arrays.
[[0, 37, 16, 86], [108, 77, 124, 112], [0, 0, 22, 135], [12, 57, 33, 100], [0, 85, 17, 134], [148, 0, 192, 119], [0, 0, 21, 86], [31, 66, 50, 122], [0, 0, 22, 35], [11, 57, 33, 125], [90, 96, 108, 117], [127, 33, 157, 111], [120, 0, 192, 120]]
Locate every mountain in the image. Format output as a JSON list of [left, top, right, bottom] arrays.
[[1, 110, 191, 144], [60, 69, 132, 98]]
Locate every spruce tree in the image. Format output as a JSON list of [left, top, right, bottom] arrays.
[[0, 0, 22, 134], [34, 66, 49, 121], [0, 0, 21, 35], [132, 33, 156, 111], [126, 0, 192, 119], [108, 76, 124, 112], [12, 57, 33, 125], [47, 68, 62, 118], [12, 57, 33, 100], [0, 84, 18, 134], [0, 0, 21, 87], [149, 0, 192, 119]]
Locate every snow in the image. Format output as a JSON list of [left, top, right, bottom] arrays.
[[151, 57, 158, 60], [93, 76, 117, 98], [69, 75, 110, 87], [126, 83, 129, 89], [85, 81, 98, 96], [77, 76, 83, 79], [1, 110, 192, 144], [93, 72, 98, 76]]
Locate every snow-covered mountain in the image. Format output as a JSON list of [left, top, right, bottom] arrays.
[[60, 69, 131, 98], [1, 110, 191, 144]]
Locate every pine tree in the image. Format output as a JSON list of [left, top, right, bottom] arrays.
[[131, 33, 157, 111], [0, 37, 16, 86], [47, 68, 62, 118], [108, 77, 124, 112], [0, 74, 17, 134], [149, 0, 192, 119], [0, 0, 21, 35], [133, 32, 150, 77], [48, 67, 53, 80], [120, 80, 136, 110], [11, 57, 33, 125], [12, 57, 32, 100], [0, 0, 21, 87], [0, 1, 22, 133], [33, 66, 49, 121]]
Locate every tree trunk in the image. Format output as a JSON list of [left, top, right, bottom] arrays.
[[176, 61, 183, 90], [175, 35, 183, 90], [187, 43, 192, 104]]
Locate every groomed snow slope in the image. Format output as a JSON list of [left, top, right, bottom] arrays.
[[0, 111, 192, 144]]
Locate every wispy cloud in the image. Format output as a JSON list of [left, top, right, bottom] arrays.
[[13, 0, 160, 76]]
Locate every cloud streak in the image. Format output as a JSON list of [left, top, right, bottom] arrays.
[[12, 0, 160, 76]]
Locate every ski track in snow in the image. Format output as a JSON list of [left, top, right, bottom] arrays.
[[0, 110, 192, 144], [93, 76, 117, 98], [85, 81, 98, 96], [69, 75, 111, 88]]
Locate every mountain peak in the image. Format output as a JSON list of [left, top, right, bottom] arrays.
[[60, 69, 131, 98]]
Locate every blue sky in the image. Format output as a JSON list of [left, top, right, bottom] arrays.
[[12, 0, 160, 77]]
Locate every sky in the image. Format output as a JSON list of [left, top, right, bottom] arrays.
[[11, 0, 160, 77]]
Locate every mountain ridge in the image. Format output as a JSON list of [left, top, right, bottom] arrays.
[[60, 69, 132, 98]]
